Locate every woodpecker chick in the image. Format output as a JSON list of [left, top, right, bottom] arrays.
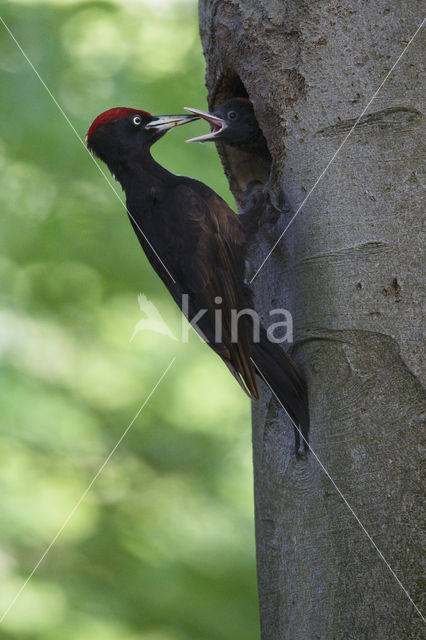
[[185, 98, 271, 160]]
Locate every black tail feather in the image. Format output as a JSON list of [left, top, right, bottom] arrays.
[[251, 326, 310, 454]]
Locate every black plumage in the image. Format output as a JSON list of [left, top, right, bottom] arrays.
[[185, 97, 271, 160], [86, 106, 309, 453]]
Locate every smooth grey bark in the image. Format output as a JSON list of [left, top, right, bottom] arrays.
[[198, 1, 425, 638]]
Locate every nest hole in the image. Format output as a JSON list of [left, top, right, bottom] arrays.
[[210, 71, 272, 209]]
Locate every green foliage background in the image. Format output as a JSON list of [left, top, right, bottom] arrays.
[[0, 1, 259, 638]]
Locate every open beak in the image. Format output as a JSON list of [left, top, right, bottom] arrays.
[[144, 114, 199, 132], [184, 107, 228, 143]]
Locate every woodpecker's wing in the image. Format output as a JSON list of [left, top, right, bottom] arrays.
[[172, 180, 258, 398]]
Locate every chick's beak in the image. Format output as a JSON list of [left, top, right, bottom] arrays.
[[183, 107, 228, 143], [144, 114, 199, 132]]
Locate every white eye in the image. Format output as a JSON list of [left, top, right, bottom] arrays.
[[228, 110, 238, 120], [133, 115, 142, 126]]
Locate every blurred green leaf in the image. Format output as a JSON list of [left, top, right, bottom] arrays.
[[0, 1, 258, 638]]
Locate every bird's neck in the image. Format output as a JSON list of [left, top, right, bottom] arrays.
[[108, 150, 174, 195]]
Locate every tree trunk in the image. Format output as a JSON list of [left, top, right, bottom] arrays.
[[198, 1, 424, 638]]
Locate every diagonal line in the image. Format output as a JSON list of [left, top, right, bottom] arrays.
[[250, 16, 425, 282], [0, 357, 176, 624], [0, 15, 176, 284], [250, 356, 425, 623]]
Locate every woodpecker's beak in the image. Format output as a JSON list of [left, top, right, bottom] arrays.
[[144, 114, 199, 132], [184, 107, 228, 143]]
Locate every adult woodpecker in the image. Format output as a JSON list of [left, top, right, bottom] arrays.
[[86, 106, 309, 453]]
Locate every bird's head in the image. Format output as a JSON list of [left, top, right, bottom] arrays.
[[184, 98, 262, 147], [86, 107, 198, 164]]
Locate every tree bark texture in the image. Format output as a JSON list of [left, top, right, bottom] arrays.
[[198, 1, 424, 638]]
